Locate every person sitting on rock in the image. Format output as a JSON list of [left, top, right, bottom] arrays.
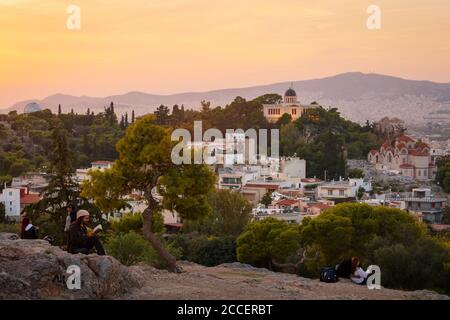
[[68, 210, 106, 256], [350, 257, 369, 285], [335, 258, 353, 278], [21, 217, 38, 240]]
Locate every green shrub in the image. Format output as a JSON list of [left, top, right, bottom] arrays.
[[110, 212, 143, 234], [0, 223, 19, 234], [372, 237, 450, 293], [189, 236, 236, 266], [106, 231, 156, 266], [106, 231, 182, 268], [236, 218, 301, 269], [109, 211, 165, 234], [167, 234, 237, 267], [182, 190, 252, 238]]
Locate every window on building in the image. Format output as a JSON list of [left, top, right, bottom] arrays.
[[327, 189, 333, 196], [339, 190, 345, 196], [10, 201, 12, 205], [9, 192, 12, 196], [418, 170, 421, 176]]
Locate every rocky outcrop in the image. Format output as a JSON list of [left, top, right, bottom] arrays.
[[1, 233, 448, 300], [0, 233, 19, 241], [0, 233, 143, 300]]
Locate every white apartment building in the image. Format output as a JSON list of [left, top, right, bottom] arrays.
[[75, 160, 114, 182], [0, 187, 21, 217], [91, 160, 114, 170], [318, 178, 372, 201], [218, 166, 261, 190], [0, 187, 40, 218]]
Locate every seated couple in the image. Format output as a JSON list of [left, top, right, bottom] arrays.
[[68, 210, 106, 256], [336, 257, 370, 285]]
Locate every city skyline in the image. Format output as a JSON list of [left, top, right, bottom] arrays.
[[1, 0, 450, 107]]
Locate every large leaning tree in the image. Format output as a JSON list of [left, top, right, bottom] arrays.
[[82, 114, 216, 272]]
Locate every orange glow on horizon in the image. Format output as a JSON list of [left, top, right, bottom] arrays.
[[1, 0, 450, 106]]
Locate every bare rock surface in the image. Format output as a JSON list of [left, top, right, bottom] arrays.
[[0, 234, 143, 300], [122, 262, 450, 300]]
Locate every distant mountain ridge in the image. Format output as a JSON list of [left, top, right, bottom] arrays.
[[3, 72, 450, 124]]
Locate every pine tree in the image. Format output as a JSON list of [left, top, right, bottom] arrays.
[[131, 110, 135, 124], [125, 112, 129, 127], [171, 104, 180, 124], [154, 105, 170, 125], [120, 115, 125, 129], [25, 124, 93, 244], [82, 133, 91, 155], [58, 104, 62, 115], [180, 104, 185, 121]]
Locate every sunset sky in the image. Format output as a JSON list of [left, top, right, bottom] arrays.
[[1, 0, 450, 107]]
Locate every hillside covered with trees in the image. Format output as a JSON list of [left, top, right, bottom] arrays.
[[1, 96, 382, 184], [0, 104, 126, 184]]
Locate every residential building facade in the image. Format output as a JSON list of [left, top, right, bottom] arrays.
[[317, 178, 372, 202], [0, 187, 40, 218], [386, 188, 446, 224]]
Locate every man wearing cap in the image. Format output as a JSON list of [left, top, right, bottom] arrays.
[[68, 209, 106, 255]]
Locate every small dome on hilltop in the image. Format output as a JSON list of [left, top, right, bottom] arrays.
[[24, 102, 42, 114], [284, 88, 297, 97]]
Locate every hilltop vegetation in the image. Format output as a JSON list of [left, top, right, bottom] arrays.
[[0, 105, 125, 184], [280, 107, 382, 179], [0, 94, 382, 184]]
